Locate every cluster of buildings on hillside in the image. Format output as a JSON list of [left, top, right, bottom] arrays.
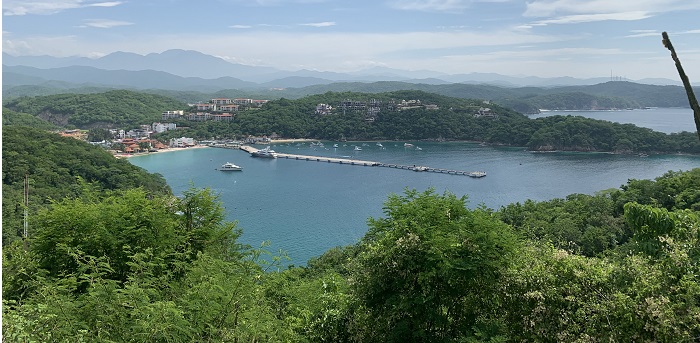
[[58, 122, 197, 155], [315, 99, 496, 121], [161, 98, 270, 122], [315, 98, 441, 121]]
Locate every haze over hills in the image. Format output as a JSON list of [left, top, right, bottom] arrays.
[[2, 49, 683, 88]]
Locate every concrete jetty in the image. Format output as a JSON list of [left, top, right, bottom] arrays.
[[240, 145, 485, 177]]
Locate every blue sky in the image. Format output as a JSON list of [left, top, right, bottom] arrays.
[[3, 0, 700, 80]]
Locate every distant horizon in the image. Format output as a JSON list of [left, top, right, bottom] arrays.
[[3, 0, 700, 81], [2, 49, 690, 87]]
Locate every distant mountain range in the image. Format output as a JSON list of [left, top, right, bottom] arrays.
[[2, 49, 683, 89]]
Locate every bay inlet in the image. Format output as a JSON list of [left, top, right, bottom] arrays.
[[130, 108, 700, 264]]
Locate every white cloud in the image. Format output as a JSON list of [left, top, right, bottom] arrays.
[[625, 30, 660, 38], [523, 0, 700, 18], [80, 19, 134, 28], [88, 1, 122, 7], [300, 21, 336, 27], [530, 11, 652, 25], [230, 25, 253, 29], [389, 0, 470, 12], [3, 0, 123, 16]]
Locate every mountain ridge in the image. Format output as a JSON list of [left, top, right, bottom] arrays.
[[2, 50, 683, 87]]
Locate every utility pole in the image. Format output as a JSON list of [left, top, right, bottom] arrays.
[[24, 173, 29, 250], [662, 31, 700, 141]]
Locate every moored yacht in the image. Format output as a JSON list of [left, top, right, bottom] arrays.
[[251, 146, 278, 158], [219, 162, 243, 171]]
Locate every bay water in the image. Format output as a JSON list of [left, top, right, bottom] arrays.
[[130, 108, 700, 264]]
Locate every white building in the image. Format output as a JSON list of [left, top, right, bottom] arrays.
[[152, 122, 177, 133], [169, 137, 196, 147]]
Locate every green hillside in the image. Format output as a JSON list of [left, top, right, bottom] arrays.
[[2, 89, 187, 128], [4, 80, 695, 114], [2, 126, 170, 245]]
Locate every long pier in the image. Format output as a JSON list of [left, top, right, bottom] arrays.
[[240, 145, 486, 177]]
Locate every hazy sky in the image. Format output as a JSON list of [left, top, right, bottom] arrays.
[[3, 0, 700, 80]]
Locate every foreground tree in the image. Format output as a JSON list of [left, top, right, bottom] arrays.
[[349, 189, 520, 342], [2, 187, 299, 342]]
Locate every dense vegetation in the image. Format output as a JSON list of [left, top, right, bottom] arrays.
[[153, 90, 700, 154], [3, 166, 700, 341], [2, 89, 187, 128], [4, 74, 695, 112], [2, 126, 170, 245], [2, 107, 57, 130], [5, 87, 699, 154]]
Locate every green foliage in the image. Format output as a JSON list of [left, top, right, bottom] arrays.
[[499, 168, 700, 257], [3, 90, 187, 127], [350, 189, 519, 342], [2, 126, 170, 245], [2, 186, 301, 342], [8, 87, 698, 154], [613, 169, 700, 212], [498, 193, 628, 256], [2, 107, 58, 130]]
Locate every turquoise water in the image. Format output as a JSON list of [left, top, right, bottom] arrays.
[[130, 140, 700, 265], [130, 107, 700, 264]]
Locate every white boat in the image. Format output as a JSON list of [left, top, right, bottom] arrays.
[[251, 146, 278, 158], [219, 162, 243, 171], [415, 146, 422, 151], [376, 142, 383, 147], [412, 165, 429, 172], [333, 143, 339, 148], [468, 171, 486, 178], [354, 146, 362, 151], [404, 143, 414, 147]]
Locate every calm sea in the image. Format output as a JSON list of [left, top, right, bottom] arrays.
[[530, 107, 695, 133], [130, 108, 700, 264]]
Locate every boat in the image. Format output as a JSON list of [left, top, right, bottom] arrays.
[[412, 165, 429, 172], [333, 143, 339, 148], [415, 146, 422, 151], [376, 142, 383, 147], [354, 146, 362, 151], [251, 146, 278, 158], [404, 143, 414, 147], [467, 171, 487, 178], [219, 162, 243, 171]]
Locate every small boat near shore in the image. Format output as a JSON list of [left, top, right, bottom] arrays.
[[467, 171, 486, 178], [219, 162, 243, 171]]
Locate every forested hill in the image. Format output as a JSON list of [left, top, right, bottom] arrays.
[[2, 126, 171, 245], [2, 89, 187, 128], [3, 80, 694, 114]]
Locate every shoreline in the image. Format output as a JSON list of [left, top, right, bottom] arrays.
[[115, 145, 210, 159]]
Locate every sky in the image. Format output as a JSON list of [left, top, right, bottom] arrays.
[[3, 0, 700, 81]]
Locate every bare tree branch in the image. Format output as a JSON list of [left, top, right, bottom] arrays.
[[662, 31, 700, 141]]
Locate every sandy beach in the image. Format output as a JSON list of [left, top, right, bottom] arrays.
[[115, 144, 210, 159]]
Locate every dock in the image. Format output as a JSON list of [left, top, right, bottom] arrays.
[[240, 145, 486, 177]]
